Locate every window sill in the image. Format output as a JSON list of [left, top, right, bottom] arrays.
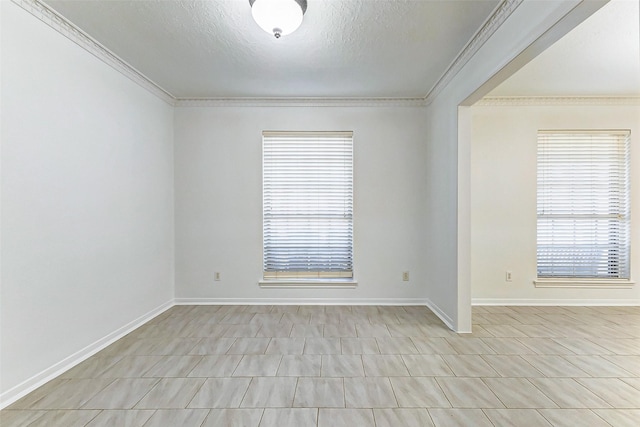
[[534, 279, 635, 289], [259, 279, 358, 289]]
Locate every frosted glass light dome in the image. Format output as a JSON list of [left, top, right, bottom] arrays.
[[249, 0, 307, 38]]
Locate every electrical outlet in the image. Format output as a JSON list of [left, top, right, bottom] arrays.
[[402, 271, 410, 281], [215, 272, 221, 281], [505, 271, 512, 282]]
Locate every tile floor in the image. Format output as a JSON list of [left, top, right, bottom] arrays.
[[1, 305, 639, 426]]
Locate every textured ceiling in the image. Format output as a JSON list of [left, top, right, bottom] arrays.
[[490, 0, 640, 97], [43, 0, 500, 99]]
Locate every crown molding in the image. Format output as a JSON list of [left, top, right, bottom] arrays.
[[10, 0, 451, 108], [477, 96, 640, 106], [12, 0, 175, 105], [424, 0, 524, 104], [174, 97, 427, 108], [19, 0, 564, 110]]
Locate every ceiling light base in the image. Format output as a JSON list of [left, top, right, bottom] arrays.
[[249, 0, 308, 38]]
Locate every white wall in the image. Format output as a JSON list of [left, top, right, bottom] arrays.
[[424, 0, 595, 331], [0, 0, 618, 405], [471, 103, 640, 303], [174, 106, 428, 302], [1, 1, 174, 403]]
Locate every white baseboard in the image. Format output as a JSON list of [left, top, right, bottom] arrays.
[[1, 296, 462, 409], [472, 298, 640, 306], [175, 297, 463, 332], [0, 300, 174, 410], [423, 298, 458, 332], [174, 297, 431, 306]]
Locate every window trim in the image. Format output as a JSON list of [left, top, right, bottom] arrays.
[[536, 129, 631, 282], [533, 278, 635, 289], [258, 279, 358, 289], [261, 131, 355, 285]]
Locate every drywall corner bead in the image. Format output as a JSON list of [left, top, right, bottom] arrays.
[[10, 0, 176, 105]]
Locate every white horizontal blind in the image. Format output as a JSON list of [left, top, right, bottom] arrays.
[[263, 131, 353, 279], [537, 130, 631, 279]]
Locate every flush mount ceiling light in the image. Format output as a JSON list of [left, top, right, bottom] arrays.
[[249, 0, 307, 39]]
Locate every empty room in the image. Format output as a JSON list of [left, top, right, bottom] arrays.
[[1, 0, 639, 426]]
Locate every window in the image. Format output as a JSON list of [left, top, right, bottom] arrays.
[[537, 130, 631, 280], [262, 131, 353, 280]]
